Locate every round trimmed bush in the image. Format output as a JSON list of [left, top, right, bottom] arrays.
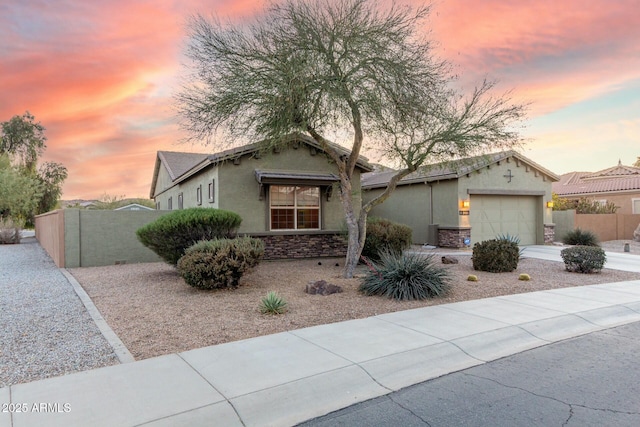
[[472, 238, 520, 273], [136, 208, 242, 264], [561, 245, 606, 273], [177, 237, 265, 289], [359, 250, 451, 301], [361, 217, 412, 261], [562, 228, 599, 246]]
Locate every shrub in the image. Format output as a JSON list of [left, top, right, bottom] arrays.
[[0, 217, 21, 244], [561, 245, 606, 274], [259, 291, 288, 315], [177, 237, 265, 289], [467, 275, 478, 282], [136, 208, 242, 264], [361, 217, 412, 261], [562, 228, 599, 247], [472, 238, 520, 273], [359, 250, 451, 301]]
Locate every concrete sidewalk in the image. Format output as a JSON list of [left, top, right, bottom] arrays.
[[3, 278, 640, 427]]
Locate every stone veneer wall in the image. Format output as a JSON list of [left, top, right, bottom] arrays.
[[437, 227, 471, 249], [254, 233, 348, 260], [544, 224, 555, 244]]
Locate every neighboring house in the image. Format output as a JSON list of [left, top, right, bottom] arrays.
[[362, 151, 559, 248], [553, 160, 640, 214], [149, 134, 373, 259], [114, 203, 154, 211]]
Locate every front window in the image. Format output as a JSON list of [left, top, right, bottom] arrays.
[[270, 185, 320, 230]]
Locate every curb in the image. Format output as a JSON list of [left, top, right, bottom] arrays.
[[60, 269, 136, 364]]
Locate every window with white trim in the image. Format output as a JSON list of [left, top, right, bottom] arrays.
[[269, 185, 320, 230], [208, 180, 215, 203], [178, 192, 184, 209], [196, 185, 202, 206]]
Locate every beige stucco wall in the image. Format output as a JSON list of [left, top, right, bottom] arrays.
[[34, 210, 66, 267]]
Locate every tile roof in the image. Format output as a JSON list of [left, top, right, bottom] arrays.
[[553, 161, 640, 196], [362, 150, 559, 189]]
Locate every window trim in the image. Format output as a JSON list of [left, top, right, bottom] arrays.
[[178, 192, 184, 210], [196, 185, 202, 206], [167, 196, 173, 210], [208, 179, 215, 203], [269, 185, 321, 231]]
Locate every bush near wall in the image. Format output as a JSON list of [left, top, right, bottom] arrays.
[[136, 208, 242, 264], [472, 237, 520, 273], [177, 237, 265, 290], [362, 217, 412, 261]]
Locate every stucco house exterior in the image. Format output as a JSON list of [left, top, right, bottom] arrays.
[[362, 151, 559, 248], [149, 134, 372, 258], [553, 161, 640, 214]]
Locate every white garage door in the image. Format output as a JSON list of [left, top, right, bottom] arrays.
[[470, 195, 538, 245]]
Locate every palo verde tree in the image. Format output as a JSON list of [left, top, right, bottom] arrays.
[[177, 0, 526, 277]]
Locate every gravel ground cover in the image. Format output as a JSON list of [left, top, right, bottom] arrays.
[[69, 242, 640, 361], [0, 238, 119, 388]]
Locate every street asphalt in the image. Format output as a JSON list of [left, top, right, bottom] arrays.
[[300, 320, 640, 427]]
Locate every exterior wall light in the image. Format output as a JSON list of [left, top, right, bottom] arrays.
[[546, 201, 554, 208], [460, 199, 470, 208]]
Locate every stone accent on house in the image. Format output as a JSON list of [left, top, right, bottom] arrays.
[[544, 223, 555, 244], [253, 232, 347, 260], [437, 227, 471, 249]]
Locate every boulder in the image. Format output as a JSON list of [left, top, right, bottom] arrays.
[[441, 256, 458, 264], [305, 280, 343, 296]]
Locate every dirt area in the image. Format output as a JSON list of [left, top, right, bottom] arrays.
[[69, 242, 640, 360]]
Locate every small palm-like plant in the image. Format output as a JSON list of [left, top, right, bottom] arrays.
[[260, 291, 288, 315], [359, 250, 451, 301], [562, 228, 599, 246]]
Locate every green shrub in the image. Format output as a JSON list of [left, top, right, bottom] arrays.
[[260, 291, 288, 315], [359, 250, 451, 301], [518, 273, 531, 281], [562, 228, 599, 246], [136, 208, 242, 264], [177, 237, 265, 290], [467, 275, 478, 282], [472, 238, 520, 273], [361, 217, 412, 261], [561, 245, 606, 274]]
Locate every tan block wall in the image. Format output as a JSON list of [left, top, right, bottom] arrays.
[[35, 210, 65, 267]]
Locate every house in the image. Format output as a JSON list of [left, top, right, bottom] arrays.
[[553, 160, 640, 214], [114, 203, 154, 211], [149, 134, 373, 259], [362, 151, 559, 248]]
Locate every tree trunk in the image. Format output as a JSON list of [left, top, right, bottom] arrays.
[[339, 176, 369, 278]]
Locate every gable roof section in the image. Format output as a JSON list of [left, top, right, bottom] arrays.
[[554, 161, 640, 196], [362, 150, 559, 190], [150, 134, 373, 198]]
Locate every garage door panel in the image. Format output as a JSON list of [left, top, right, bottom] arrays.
[[470, 195, 538, 245]]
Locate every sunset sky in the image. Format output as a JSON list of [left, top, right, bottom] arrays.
[[1, 0, 638, 200]]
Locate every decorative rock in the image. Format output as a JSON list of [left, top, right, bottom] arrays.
[[467, 275, 478, 282], [305, 280, 343, 296], [634, 223, 640, 242], [441, 256, 458, 264]]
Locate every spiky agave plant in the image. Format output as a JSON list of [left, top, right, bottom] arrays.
[[259, 291, 288, 314], [359, 250, 451, 301]]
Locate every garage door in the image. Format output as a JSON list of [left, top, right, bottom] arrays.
[[470, 195, 538, 245]]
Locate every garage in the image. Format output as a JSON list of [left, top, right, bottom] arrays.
[[469, 195, 539, 245]]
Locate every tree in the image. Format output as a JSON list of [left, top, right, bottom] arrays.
[[634, 157, 640, 168], [0, 111, 47, 173], [177, 0, 526, 277], [0, 155, 43, 224], [36, 162, 68, 214], [1, 112, 68, 221]]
